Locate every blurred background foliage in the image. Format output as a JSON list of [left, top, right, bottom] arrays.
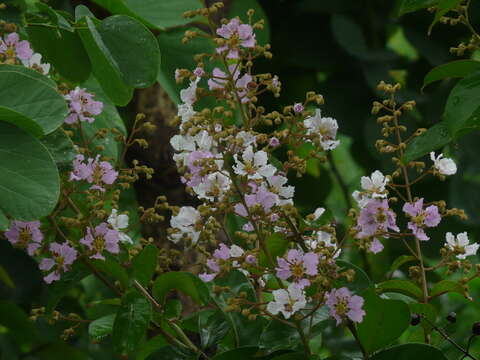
[[2, 0, 480, 359]]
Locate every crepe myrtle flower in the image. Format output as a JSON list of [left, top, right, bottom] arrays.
[[403, 198, 441, 241], [234, 185, 277, 219], [208, 65, 253, 103], [368, 238, 384, 254], [326, 287, 365, 325], [107, 209, 132, 244], [293, 103, 304, 113], [80, 223, 120, 260], [199, 243, 245, 282], [276, 249, 319, 288], [445, 232, 479, 260], [0, 32, 33, 61], [356, 199, 399, 238], [233, 145, 277, 180], [193, 171, 232, 201], [304, 109, 340, 150], [4, 220, 43, 256], [216, 18, 256, 59], [39, 242, 77, 284], [266, 283, 307, 319], [70, 154, 118, 191], [430, 152, 457, 176], [64, 87, 103, 124], [266, 175, 294, 205], [169, 206, 201, 244]]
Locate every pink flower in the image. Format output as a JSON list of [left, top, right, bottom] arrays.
[[185, 150, 214, 186], [70, 155, 118, 191], [369, 238, 384, 254], [276, 249, 319, 288], [402, 198, 441, 241], [199, 243, 245, 282], [80, 223, 120, 260], [216, 18, 256, 59], [64, 87, 103, 124], [356, 199, 399, 238], [269, 137, 280, 147], [293, 103, 304, 113], [234, 185, 277, 218], [193, 67, 205, 77], [4, 220, 43, 256], [39, 242, 77, 284], [326, 287, 365, 325], [0, 33, 33, 61]]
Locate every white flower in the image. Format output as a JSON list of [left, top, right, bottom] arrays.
[[304, 109, 340, 150], [266, 284, 307, 319], [266, 175, 294, 205], [430, 152, 457, 176], [107, 209, 132, 244], [312, 207, 325, 221], [360, 170, 388, 198], [169, 206, 201, 244], [306, 231, 341, 258], [352, 190, 369, 208], [445, 232, 479, 260], [230, 245, 244, 258], [233, 145, 277, 180], [170, 130, 215, 166], [194, 171, 231, 201], [22, 53, 50, 75], [235, 131, 257, 150], [180, 77, 199, 105]]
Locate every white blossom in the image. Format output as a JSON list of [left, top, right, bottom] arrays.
[[312, 207, 325, 221], [266, 284, 307, 319], [430, 152, 457, 176], [229, 244, 244, 258], [445, 232, 479, 260], [22, 53, 50, 75], [107, 209, 132, 244], [169, 206, 201, 244], [193, 171, 232, 201], [266, 175, 294, 205], [360, 170, 388, 198], [233, 145, 277, 180], [304, 109, 340, 150]]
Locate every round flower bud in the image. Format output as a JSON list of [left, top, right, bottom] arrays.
[[447, 312, 457, 323], [410, 314, 421, 326]]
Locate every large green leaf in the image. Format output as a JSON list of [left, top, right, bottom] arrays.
[[77, 15, 133, 106], [211, 347, 259, 360], [370, 343, 447, 360], [0, 300, 38, 347], [112, 292, 152, 355], [132, 244, 158, 287], [357, 289, 410, 354], [398, 0, 439, 15], [26, 24, 92, 83], [89, 313, 116, 341], [40, 128, 76, 170], [199, 310, 230, 349], [259, 320, 301, 353], [157, 28, 215, 104], [136, 335, 168, 360], [0, 122, 60, 220], [377, 280, 423, 300], [0, 209, 8, 231], [91, 258, 129, 289], [0, 64, 68, 136], [430, 280, 469, 299], [91, 0, 202, 30], [403, 122, 452, 162], [444, 70, 480, 136], [331, 15, 368, 59], [423, 60, 480, 90], [259, 233, 288, 267], [152, 271, 210, 305]]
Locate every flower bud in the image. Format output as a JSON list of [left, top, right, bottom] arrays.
[[446, 312, 457, 323], [411, 313, 421, 326]]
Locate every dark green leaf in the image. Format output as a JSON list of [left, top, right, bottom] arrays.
[[0, 300, 37, 347], [430, 280, 469, 299], [389, 255, 417, 274], [0, 64, 68, 136], [370, 343, 447, 360], [357, 289, 411, 354], [26, 24, 92, 83], [336, 260, 371, 292], [0, 209, 8, 231], [152, 271, 210, 305], [199, 311, 230, 349], [91, 0, 202, 30], [403, 122, 452, 162], [77, 16, 133, 106], [259, 320, 300, 353], [91, 258, 129, 289], [259, 233, 288, 267], [40, 128, 75, 170], [398, 0, 439, 15], [112, 292, 152, 355], [132, 244, 158, 287], [35, 3, 73, 31], [211, 346, 259, 360], [89, 313, 116, 341], [377, 280, 423, 300], [0, 122, 60, 220], [331, 15, 368, 59], [136, 335, 168, 360], [0, 264, 14, 288], [423, 60, 480, 90]]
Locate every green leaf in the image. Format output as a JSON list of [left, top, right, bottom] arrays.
[[0, 300, 38, 347], [77, 16, 133, 106], [89, 313, 116, 341], [336, 260, 372, 292], [259, 320, 300, 353], [40, 128, 76, 170], [97, 15, 160, 88], [357, 289, 411, 354], [35, 3, 73, 31], [331, 15, 368, 59], [428, 0, 462, 34], [370, 343, 447, 360], [199, 310, 230, 349], [152, 271, 210, 305], [26, 24, 92, 83], [157, 28, 215, 104], [398, 0, 439, 16], [423, 60, 480, 90], [389, 255, 417, 274], [211, 347, 259, 360], [228, 0, 270, 46], [0, 122, 60, 220], [409, 302, 437, 332], [91, 0, 202, 30], [132, 244, 158, 287], [430, 280, 469, 299], [0, 264, 14, 288], [0, 209, 8, 231], [136, 335, 168, 360], [444, 70, 480, 136], [112, 293, 152, 355], [91, 258, 129, 289], [377, 280, 423, 300], [403, 122, 452, 162], [0, 64, 68, 136], [259, 233, 288, 267]]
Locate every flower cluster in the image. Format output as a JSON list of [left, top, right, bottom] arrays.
[[70, 154, 118, 191], [0, 32, 50, 74], [64, 87, 103, 124]]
